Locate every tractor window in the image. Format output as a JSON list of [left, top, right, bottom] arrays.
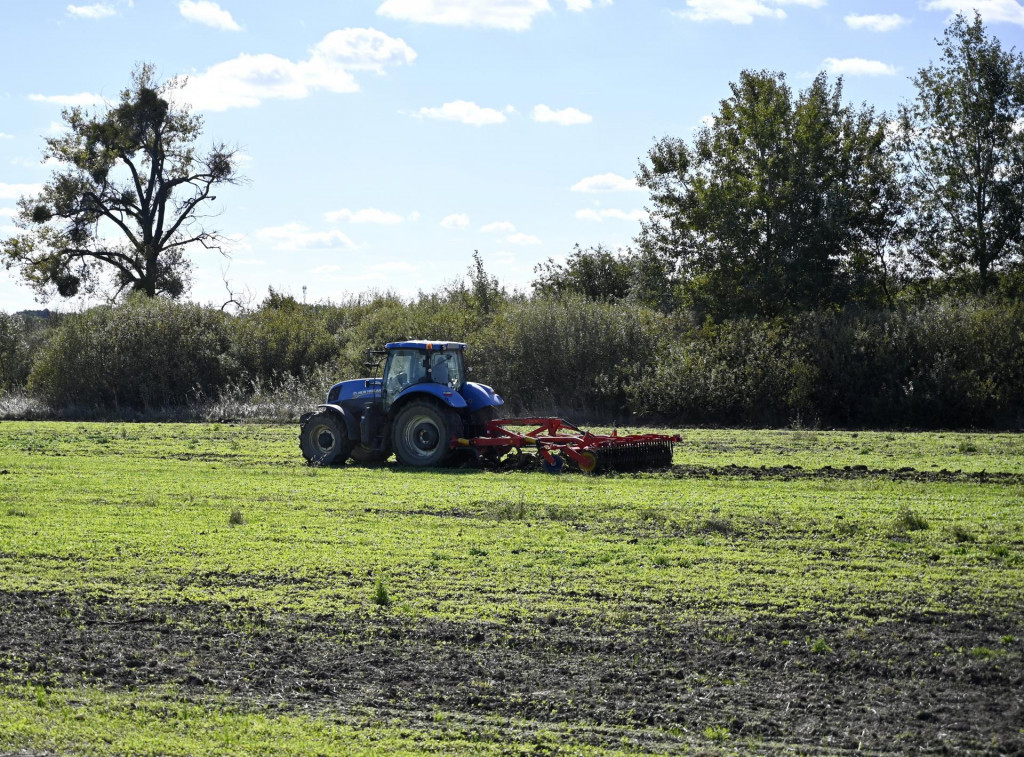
[[385, 349, 427, 400], [430, 351, 464, 390]]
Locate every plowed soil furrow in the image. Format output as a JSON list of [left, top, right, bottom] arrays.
[[1, 591, 1021, 754]]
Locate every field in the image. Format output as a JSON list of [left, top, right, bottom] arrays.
[[0, 421, 1022, 755]]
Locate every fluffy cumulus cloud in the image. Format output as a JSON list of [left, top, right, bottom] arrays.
[[325, 208, 405, 224], [823, 57, 897, 76], [377, 0, 553, 31], [924, 0, 1024, 25], [256, 223, 356, 251], [844, 13, 908, 31], [414, 100, 510, 126], [178, 0, 241, 31], [570, 173, 640, 192], [0, 133, 14, 140], [565, 0, 612, 10], [575, 208, 646, 222], [28, 92, 106, 107], [66, 3, 117, 19], [531, 104, 592, 126], [0, 182, 43, 200], [441, 213, 471, 228], [505, 232, 541, 245], [481, 221, 516, 233], [181, 28, 416, 111], [675, 0, 824, 24]]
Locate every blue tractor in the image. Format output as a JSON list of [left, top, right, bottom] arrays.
[[299, 340, 504, 467]]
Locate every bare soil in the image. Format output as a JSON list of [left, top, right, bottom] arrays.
[[1, 590, 1021, 754]]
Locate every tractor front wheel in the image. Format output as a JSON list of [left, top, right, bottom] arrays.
[[392, 401, 463, 467], [300, 411, 353, 466]]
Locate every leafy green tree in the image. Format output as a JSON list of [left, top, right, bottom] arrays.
[[1, 64, 240, 300], [637, 70, 902, 319], [532, 244, 635, 301], [898, 13, 1024, 295]]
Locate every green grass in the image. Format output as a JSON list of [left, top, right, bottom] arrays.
[[0, 421, 1022, 755]]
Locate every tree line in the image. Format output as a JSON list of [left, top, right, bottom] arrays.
[[536, 14, 1024, 320]]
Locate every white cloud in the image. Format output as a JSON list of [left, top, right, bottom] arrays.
[[0, 207, 15, 217], [0, 182, 43, 200], [531, 104, 593, 126], [566, 0, 612, 10], [325, 207, 405, 224], [575, 208, 646, 222], [256, 223, 356, 250], [28, 92, 106, 107], [844, 13, 908, 31], [481, 221, 516, 233], [178, 0, 241, 31], [0, 133, 13, 140], [377, 0, 553, 31], [570, 173, 640, 192], [506, 232, 541, 245], [181, 28, 416, 111], [66, 3, 117, 18], [674, 0, 823, 24], [441, 213, 470, 228], [823, 57, 897, 76], [414, 100, 509, 126], [924, 0, 1024, 25]]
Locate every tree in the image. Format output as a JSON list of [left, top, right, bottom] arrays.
[[532, 244, 635, 301], [898, 13, 1024, 295], [1, 64, 240, 300], [637, 70, 902, 319]]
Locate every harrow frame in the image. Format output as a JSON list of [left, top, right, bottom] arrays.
[[454, 417, 680, 473]]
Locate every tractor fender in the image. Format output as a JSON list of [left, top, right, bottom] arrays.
[[316, 403, 360, 442], [390, 383, 468, 414], [460, 381, 504, 413]]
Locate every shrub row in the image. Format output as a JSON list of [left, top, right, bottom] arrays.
[[1, 294, 1021, 428]]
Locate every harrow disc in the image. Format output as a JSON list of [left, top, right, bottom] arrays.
[[591, 440, 675, 472]]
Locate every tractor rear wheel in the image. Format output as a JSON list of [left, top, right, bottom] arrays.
[[300, 411, 353, 466], [392, 400, 463, 467]]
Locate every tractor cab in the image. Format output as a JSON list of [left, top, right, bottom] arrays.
[[382, 342, 466, 411]]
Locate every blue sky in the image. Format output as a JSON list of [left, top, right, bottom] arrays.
[[2, 0, 1023, 311]]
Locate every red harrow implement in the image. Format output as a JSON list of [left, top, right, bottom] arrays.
[[455, 417, 680, 474]]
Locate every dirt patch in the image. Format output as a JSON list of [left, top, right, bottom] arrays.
[[664, 464, 1024, 484], [0, 591, 1021, 753]]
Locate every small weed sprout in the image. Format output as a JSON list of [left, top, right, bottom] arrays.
[[469, 546, 488, 557], [701, 516, 737, 536], [949, 524, 976, 543], [638, 507, 669, 529], [957, 440, 979, 453], [5, 507, 28, 518], [810, 637, 833, 654], [228, 509, 244, 526], [894, 507, 929, 532], [703, 724, 730, 742], [652, 553, 670, 567], [372, 575, 391, 608]]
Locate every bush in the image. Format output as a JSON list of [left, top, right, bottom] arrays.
[[28, 296, 230, 411], [474, 295, 671, 416], [0, 312, 56, 392], [627, 318, 817, 425]]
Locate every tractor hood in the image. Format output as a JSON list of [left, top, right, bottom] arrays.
[[460, 381, 504, 412], [327, 377, 382, 404]]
